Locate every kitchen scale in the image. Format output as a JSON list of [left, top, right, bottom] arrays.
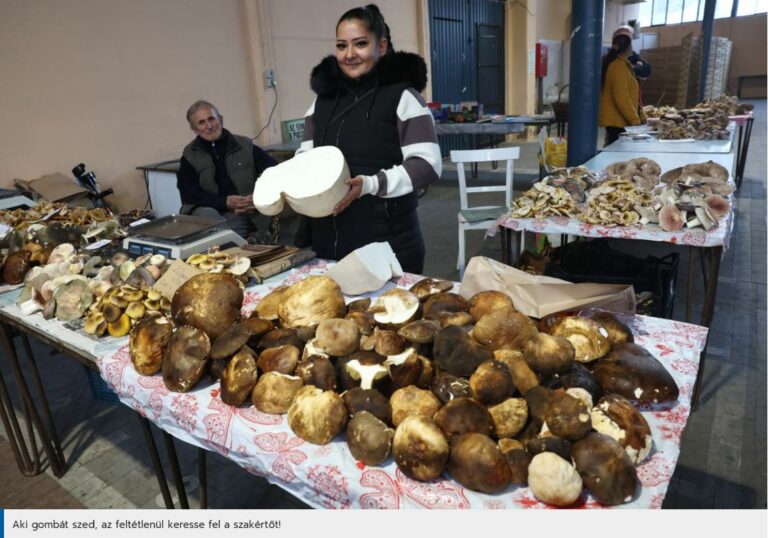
[[0, 188, 35, 210], [123, 214, 246, 259]]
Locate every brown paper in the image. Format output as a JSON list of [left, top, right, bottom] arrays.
[[459, 256, 636, 319], [152, 259, 202, 300]]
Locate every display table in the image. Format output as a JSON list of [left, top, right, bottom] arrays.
[[730, 114, 755, 188], [89, 259, 707, 510], [602, 135, 733, 154]]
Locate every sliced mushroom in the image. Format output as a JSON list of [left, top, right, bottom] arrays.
[[370, 288, 420, 327], [409, 277, 453, 301], [383, 348, 423, 388], [345, 360, 388, 390]]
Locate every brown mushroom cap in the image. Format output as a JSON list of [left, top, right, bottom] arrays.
[[392, 415, 449, 481], [54, 279, 94, 321], [207, 358, 228, 381], [659, 205, 685, 232], [468, 290, 516, 322], [258, 328, 305, 351], [130, 314, 172, 375], [527, 452, 583, 506], [210, 322, 252, 360], [107, 313, 132, 338], [3, 250, 32, 285], [434, 325, 492, 377], [544, 392, 592, 441], [314, 318, 359, 357], [101, 301, 122, 323], [549, 316, 610, 363], [586, 311, 634, 345], [430, 371, 472, 404], [592, 342, 679, 403], [295, 356, 337, 391], [241, 317, 275, 348], [171, 273, 243, 340], [472, 307, 538, 352], [433, 397, 493, 440], [423, 292, 472, 327], [572, 432, 638, 505], [449, 433, 512, 493], [347, 411, 394, 466], [162, 325, 211, 392], [383, 348, 423, 388], [504, 445, 532, 484], [278, 275, 347, 329], [523, 332, 575, 377], [342, 387, 392, 425], [251, 372, 303, 414], [488, 397, 528, 438], [414, 355, 435, 389], [494, 349, 539, 394], [591, 394, 653, 464], [287, 385, 348, 444], [469, 360, 515, 406], [347, 297, 371, 312], [373, 330, 406, 356], [336, 351, 386, 391], [254, 285, 289, 320], [256, 344, 300, 375], [390, 385, 442, 427], [220, 346, 259, 406], [525, 436, 573, 461], [345, 310, 376, 336], [546, 362, 603, 403], [397, 319, 441, 344], [409, 277, 453, 302]]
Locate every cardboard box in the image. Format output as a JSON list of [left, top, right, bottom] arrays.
[[13, 173, 88, 203]]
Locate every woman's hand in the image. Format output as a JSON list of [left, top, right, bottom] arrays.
[[333, 176, 364, 215]]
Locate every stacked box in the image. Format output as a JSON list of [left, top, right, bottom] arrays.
[[676, 33, 701, 109]]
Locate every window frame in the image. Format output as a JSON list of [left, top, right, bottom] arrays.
[[638, 0, 766, 27]]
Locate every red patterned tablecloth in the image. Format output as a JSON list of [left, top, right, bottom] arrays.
[[96, 260, 708, 509]]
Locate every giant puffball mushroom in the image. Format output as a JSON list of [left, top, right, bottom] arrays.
[[130, 314, 172, 375], [295, 356, 337, 391], [220, 346, 259, 406], [347, 297, 371, 313], [287, 385, 348, 444], [397, 319, 440, 344], [572, 432, 638, 506], [430, 371, 472, 404], [409, 277, 453, 302], [241, 317, 275, 348], [592, 342, 679, 404], [257, 345, 300, 375], [370, 288, 420, 327], [472, 307, 538, 352], [433, 325, 493, 377], [345, 310, 376, 336], [528, 452, 583, 507], [433, 397, 493, 440], [587, 311, 634, 345], [373, 330, 406, 356], [705, 194, 730, 218], [347, 411, 394, 466], [314, 318, 359, 357], [53, 279, 93, 321], [544, 392, 592, 441], [278, 276, 347, 329], [494, 349, 539, 394], [3, 250, 32, 285], [549, 316, 611, 363], [392, 415, 449, 481], [468, 290, 516, 322], [342, 387, 392, 425], [390, 385, 442, 427], [487, 398, 528, 439], [336, 351, 385, 391], [383, 348, 423, 388], [423, 292, 472, 327], [251, 372, 303, 414], [469, 360, 514, 406], [210, 322, 253, 360], [525, 436, 573, 461], [162, 325, 211, 392], [254, 285, 289, 321], [171, 273, 243, 340], [659, 205, 685, 232], [258, 328, 305, 351], [448, 433, 512, 493], [523, 333, 575, 377], [591, 394, 653, 464]]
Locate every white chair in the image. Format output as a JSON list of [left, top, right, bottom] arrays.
[[451, 147, 520, 277]]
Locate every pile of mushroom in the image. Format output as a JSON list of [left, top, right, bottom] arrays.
[[127, 269, 682, 506], [0, 202, 114, 230], [656, 108, 730, 140], [184, 249, 252, 283], [539, 167, 598, 203], [603, 158, 661, 192], [579, 179, 654, 227], [510, 182, 578, 218]]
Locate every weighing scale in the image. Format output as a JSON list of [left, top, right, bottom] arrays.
[[123, 214, 246, 259], [0, 188, 35, 210]]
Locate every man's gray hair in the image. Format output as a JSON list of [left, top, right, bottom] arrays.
[[186, 100, 221, 127]]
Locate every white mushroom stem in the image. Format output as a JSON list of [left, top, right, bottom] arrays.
[[372, 294, 419, 325], [345, 360, 387, 390], [383, 348, 417, 372], [302, 338, 330, 361]]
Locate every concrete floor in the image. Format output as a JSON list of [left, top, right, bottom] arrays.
[[0, 100, 765, 510]]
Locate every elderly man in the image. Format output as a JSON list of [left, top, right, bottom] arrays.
[[177, 99, 276, 240]]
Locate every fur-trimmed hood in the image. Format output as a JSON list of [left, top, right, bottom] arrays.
[[310, 51, 427, 96]]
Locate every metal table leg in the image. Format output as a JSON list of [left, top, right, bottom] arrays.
[[163, 431, 190, 509], [686, 247, 696, 323], [137, 414, 175, 509], [735, 117, 754, 189], [198, 448, 208, 509], [0, 369, 38, 475]]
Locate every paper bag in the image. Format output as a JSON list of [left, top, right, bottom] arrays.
[[459, 256, 636, 319], [325, 242, 403, 295]]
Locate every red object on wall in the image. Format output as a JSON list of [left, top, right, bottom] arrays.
[[535, 43, 548, 78]]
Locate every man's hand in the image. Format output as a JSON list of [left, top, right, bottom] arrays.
[[333, 176, 364, 216], [227, 195, 255, 215]]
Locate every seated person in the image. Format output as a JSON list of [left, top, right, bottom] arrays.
[[177, 99, 277, 240]]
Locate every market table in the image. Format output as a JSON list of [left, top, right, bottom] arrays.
[[602, 133, 733, 154], [730, 114, 755, 188], [91, 259, 707, 510]]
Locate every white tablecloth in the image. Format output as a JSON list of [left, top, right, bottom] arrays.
[[95, 259, 708, 509]]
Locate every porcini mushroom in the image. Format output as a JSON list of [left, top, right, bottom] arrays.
[[527, 452, 583, 507], [130, 314, 172, 375], [251, 372, 303, 414], [392, 415, 449, 481], [278, 276, 347, 328], [472, 307, 538, 352], [390, 385, 442, 427], [572, 432, 638, 505], [433, 397, 493, 440], [287, 385, 348, 444], [346, 411, 394, 466], [469, 360, 514, 406], [171, 273, 243, 340], [257, 345, 300, 375], [448, 433, 512, 493], [220, 346, 259, 406], [468, 290, 516, 322], [370, 288, 420, 327], [314, 318, 359, 356], [162, 325, 211, 392]]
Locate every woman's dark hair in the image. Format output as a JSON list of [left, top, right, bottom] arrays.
[[601, 34, 632, 87], [337, 4, 394, 54]]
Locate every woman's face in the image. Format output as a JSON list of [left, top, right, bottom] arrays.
[[335, 19, 387, 80]]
